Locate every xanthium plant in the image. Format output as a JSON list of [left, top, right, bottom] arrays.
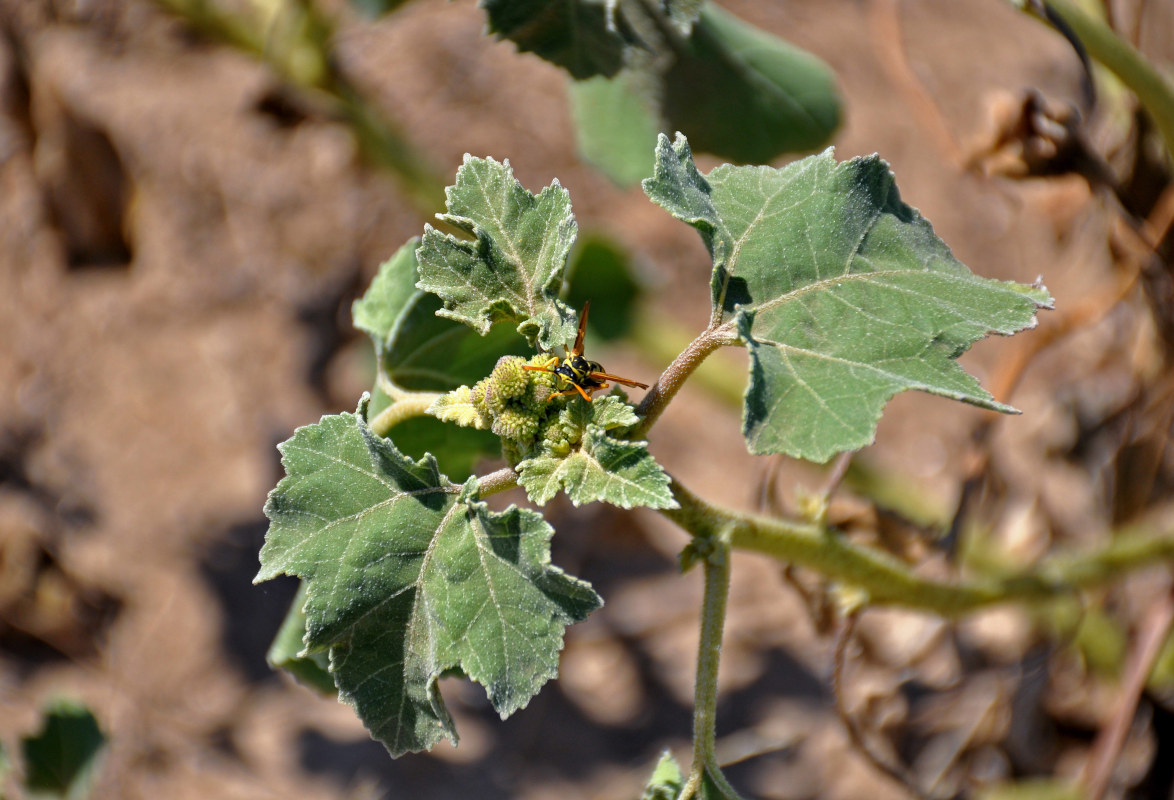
[[252, 133, 1147, 798]]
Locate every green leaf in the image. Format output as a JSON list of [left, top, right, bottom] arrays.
[[661, 4, 842, 164], [21, 699, 105, 800], [645, 133, 1053, 462], [517, 398, 675, 509], [480, 0, 630, 79], [387, 415, 501, 483], [266, 582, 338, 696], [354, 239, 529, 392], [566, 5, 841, 182], [257, 397, 600, 756], [641, 751, 684, 800], [568, 71, 661, 186], [417, 156, 578, 350]]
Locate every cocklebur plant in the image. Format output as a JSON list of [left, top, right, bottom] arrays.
[[256, 133, 1174, 799]]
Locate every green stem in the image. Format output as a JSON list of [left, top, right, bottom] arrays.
[[369, 392, 443, 436], [633, 326, 735, 438], [477, 467, 518, 497], [662, 478, 1174, 617], [1026, 0, 1174, 159], [679, 534, 744, 800]]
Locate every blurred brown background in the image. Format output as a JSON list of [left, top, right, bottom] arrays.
[[2, 0, 1173, 798]]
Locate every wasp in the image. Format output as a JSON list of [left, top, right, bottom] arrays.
[[522, 301, 648, 402]]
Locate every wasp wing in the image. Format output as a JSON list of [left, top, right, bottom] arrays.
[[588, 371, 649, 390], [572, 300, 590, 356]]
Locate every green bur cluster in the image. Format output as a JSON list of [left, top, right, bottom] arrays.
[[430, 355, 574, 463], [431, 356, 675, 510]]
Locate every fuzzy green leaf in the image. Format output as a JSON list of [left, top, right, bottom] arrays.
[[645, 133, 1053, 462], [257, 397, 600, 756], [355, 238, 528, 392], [266, 582, 337, 696], [480, 0, 631, 79], [641, 751, 685, 800], [517, 402, 675, 509], [417, 157, 578, 350]]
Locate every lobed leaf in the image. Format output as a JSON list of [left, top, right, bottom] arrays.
[[354, 238, 528, 392], [257, 397, 600, 755], [517, 396, 675, 509], [645, 133, 1053, 462], [417, 157, 578, 350]]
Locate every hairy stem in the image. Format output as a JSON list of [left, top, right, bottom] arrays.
[[477, 467, 519, 498], [679, 534, 745, 800], [633, 326, 735, 437], [369, 393, 443, 437], [662, 478, 1174, 617]]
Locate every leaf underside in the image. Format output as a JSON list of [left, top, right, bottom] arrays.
[[644, 133, 1053, 462], [257, 398, 600, 756]]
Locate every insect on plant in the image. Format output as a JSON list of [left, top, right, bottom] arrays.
[[523, 301, 649, 401]]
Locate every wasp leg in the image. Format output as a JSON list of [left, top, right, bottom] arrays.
[[522, 356, 561, 373]]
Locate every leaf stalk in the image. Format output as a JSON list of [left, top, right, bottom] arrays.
[[368, 392, 444, 437], [633, 326, 735, 437]]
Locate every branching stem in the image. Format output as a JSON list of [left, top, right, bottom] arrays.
[[662, 478, 1174, 617]]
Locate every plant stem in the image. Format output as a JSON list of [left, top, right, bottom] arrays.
[[633, 326, 735, 437], [477, 467, 518, 498], [662, 477, 1174, 617], [1023, 0, 1174, 159], [369, 392, 443, 437], [679, 533, 744, 800]]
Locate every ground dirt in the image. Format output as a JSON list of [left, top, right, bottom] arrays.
[[2, 1, 1173, 799]]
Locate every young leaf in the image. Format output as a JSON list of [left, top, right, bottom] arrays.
[[517, 397, 676, 509], [354, 238, 528, 392], [645, 133, 1053, 462], [257, 398, 600, 756], [416, 156, 578, 350], [641, 751, 685, 800]]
